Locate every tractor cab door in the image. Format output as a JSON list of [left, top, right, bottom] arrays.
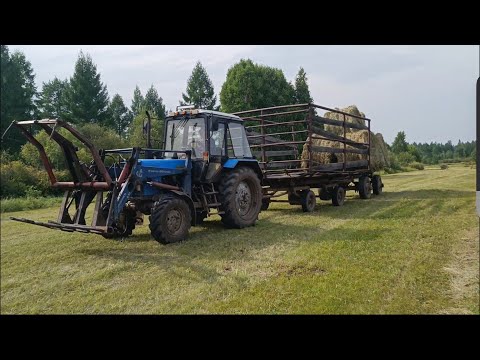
[[205, 121, 227, 182], [185, 121, 207, 183]]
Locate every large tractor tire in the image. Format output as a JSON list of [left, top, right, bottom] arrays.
[[219, 167, 262, 228], [149, 194, 192, 244], [358, 175, 372, 199]]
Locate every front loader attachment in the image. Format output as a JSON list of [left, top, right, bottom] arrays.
[[3, 119, 135, 237]]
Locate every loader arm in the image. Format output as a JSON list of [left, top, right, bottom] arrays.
[[6, 119, 112, 189], [3, 119, 138, 236]]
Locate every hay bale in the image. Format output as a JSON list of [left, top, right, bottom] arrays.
[[323, 105, 366, 136], [301, 129, 390, 172]]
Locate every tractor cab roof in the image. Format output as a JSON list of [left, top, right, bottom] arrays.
[[167, 108, 243, 122]]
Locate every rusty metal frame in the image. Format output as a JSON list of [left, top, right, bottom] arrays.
[[235, 103, 372, 180], [9, 119, 112, 190]]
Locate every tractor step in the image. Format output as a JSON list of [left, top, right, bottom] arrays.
[[9, 217, 108, 235], [207, 202, 222, 207]]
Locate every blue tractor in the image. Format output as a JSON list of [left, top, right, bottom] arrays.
[[6, 107, 264, 244]]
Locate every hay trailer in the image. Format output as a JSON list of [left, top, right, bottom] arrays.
[[233, 103, 384, 212]]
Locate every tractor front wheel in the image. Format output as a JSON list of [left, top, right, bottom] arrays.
[[149, 194, 191, 244]]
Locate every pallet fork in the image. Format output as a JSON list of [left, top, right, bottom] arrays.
[[2, 119, 135, 236]]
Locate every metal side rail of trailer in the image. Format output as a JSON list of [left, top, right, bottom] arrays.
[[233, 103, 383, 212]]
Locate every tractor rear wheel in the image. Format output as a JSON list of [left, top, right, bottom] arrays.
[[219, 167, 262, 228], [149, 194, 191, 244]]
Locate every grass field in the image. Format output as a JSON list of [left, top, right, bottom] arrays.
[[1, 164, 478, 314]]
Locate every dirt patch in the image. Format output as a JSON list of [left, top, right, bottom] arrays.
[[441, 227, 479, 314]]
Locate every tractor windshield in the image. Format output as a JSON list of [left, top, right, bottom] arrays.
[[165, 117, 206, 158]]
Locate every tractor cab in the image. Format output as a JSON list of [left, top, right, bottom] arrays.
[[163, 107, 253, 183]]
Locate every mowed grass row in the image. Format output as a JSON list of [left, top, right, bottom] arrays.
[[1, 164, 478, 314]]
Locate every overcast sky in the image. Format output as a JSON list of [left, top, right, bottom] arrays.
[[9, 45, 479, 144]]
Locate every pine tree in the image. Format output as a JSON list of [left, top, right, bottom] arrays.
[[128, 106, 164, 148], [63, 51, 110, 125], [181, 61, 217, 109], [294, 67, 313, 104], [144, 85, 166, 119], [109, 94, 132, 137], [1, 45, 37, 152], [36, 77, 69, 119], [131, 85, 145, 116], [391, 131, 408, 154]]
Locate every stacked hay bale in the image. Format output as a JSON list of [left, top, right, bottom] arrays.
[[323, 105, 366, 136], [301, 105, 390, 172]]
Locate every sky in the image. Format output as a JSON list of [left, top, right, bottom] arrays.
[[8, 45, 479, 144]]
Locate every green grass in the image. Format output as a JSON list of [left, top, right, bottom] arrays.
[[1, 196, 63, 213], [1, 164, 478, 314]]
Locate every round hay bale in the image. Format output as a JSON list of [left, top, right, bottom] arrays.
[[301, 129, 390, 172], [323, 105, 366, 136]]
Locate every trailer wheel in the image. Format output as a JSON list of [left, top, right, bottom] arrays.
[[331, 186, 345, 206], [358, 176, 372, 199], [219, 167, 262, 228], [288, 193, 302, 205], [372, 175, 383, 195], [319, 188, 332, 201], [301, 190, 316, 212], [149, 194, 191, 244]]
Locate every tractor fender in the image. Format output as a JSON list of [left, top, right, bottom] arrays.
[[222, 159, 263, 180], [168, 190, 197, 226]]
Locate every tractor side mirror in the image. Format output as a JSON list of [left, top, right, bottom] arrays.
[[210, 117, 219, 132]]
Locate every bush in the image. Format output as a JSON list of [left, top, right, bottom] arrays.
[[0, 160, 70, 198], [440, 164, 448, 170], [397, 152, 417, 166], [408, 162, 424, 170], [20, 124, 128, 171]]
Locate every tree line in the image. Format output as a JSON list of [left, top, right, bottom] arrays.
[[1, 47, 313, 154], [390, 131, 476, 166], [0, 46, 476, 197]]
